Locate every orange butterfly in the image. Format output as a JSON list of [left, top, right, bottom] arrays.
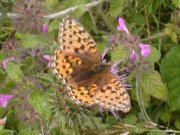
[[51, 16, 131, 113]]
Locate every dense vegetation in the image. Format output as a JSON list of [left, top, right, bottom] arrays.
[[0, 0, 180, 134]]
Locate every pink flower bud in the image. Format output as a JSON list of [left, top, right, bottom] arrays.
[[2, 57, 15, 69], [138, 44, 151, 57], [117, 17, 129, 34], [43, 55, 51, 67], [0, 94, 14, 108], [42, 24, 48, 33], [130, 50, 137, 61]]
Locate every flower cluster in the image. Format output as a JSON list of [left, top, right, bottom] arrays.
[[117, 17, 151, 62], [12, 0, 48, 34]]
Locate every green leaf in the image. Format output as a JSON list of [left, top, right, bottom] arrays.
[[19, 130, 40, 135], [108, 0, 124, 17], [29, 91, 52, 120], [111, 45, 128, 63], [45, 0, 59, 8], [48, 20, 59, 32], [160, 46, 180, 111], [0, 69, 6, 83], [175, 119, 180, 130], [6, 63, 23, 82], [80, 13, 96, 33], [96, 37, 109, 54], [141, 71, 168, 101], [159, 110, 171, 123], [16, 33, 47, 49], [1, 80, 16, 93], [122, 114, 137, 125], [0, 130, 14, 135], [172, 0, 180, 8], [171, 32, 177, 44], [168, 87, 180, 111], [0, 52, 7, 64], [149, 47, 161, 63]]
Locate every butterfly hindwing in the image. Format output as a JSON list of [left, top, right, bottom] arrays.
[[94, 73, 131, 112]]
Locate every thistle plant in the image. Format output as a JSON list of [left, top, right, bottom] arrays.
[[12, 0, 47, 33]]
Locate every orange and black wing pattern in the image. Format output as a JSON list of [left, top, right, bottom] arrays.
[[51, 16, 131, 112]]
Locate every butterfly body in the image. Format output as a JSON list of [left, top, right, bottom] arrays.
[[52, 16, 131, 113]]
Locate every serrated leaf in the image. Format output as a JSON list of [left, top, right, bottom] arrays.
[[111, 45, 128, 63], [29, 91, 52, 120], [16, 33, 47, 49], [108, 0, 124, 17], [6, 63, 23, 82], [160, 46, 180, 111], [149, 47, 161, 63], [141, 71, 168, 101]]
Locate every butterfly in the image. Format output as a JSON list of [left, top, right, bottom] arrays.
[[51, 16, 131, 113]]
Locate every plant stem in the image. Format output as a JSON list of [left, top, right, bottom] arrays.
[[136, 74, 152, 122]]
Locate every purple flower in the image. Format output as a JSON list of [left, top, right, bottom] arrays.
[[43, 55, 51, 67], [0, 94, 14, 108], [130, 50, 137, 61], [117, 17, 129, 34], [42, 24, 48, 33], [138, 44, 151, 57], [2, 57, 15, 69], [110, 109, 119, 119]]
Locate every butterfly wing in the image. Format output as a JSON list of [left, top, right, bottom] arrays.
[[58, 16, 101, 62], [93, 73, 131, 112], [52, 16, 102, 105]]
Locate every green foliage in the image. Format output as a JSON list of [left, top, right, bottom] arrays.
[[108, 0, 125, 17], [0, 130, 14, 135], [141, 71, 168, 101], [161, 46, 180, 111], [29, 91, 52, 121], [172, 0, 180, 8], [6, 63, 24, 82], [149, 47, 161, 63], [0, 0, 180, 134], [111, 45, 128, 63], [18, 130, 40, 135], [16, 33, 49, 49], [21, 57, 35, 75]]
